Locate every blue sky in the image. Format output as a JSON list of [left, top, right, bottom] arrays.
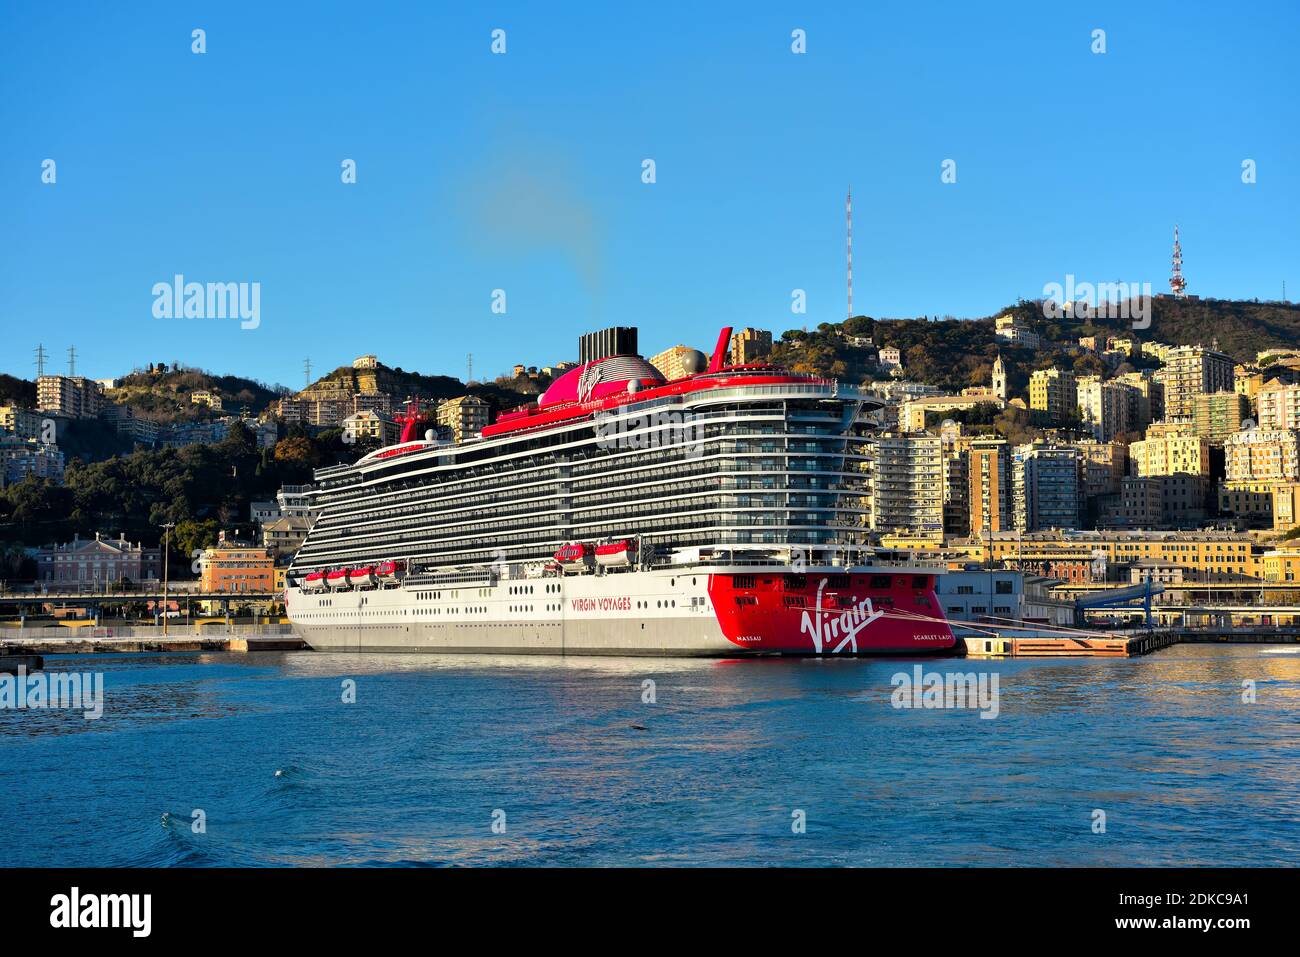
[[1, 1, 1296, 389]]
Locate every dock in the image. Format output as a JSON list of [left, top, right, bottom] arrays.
[[962, 630, 1182, 658], [0, 653, 45, 673], [0, 633, 307, 656]]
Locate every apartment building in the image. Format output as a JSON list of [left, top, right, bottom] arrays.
[[1028, 368, 1077, 423], [865, 432, 944, 534], [1257, 381, 1300, 432], [1077, 376, 1136, 441], [436, 395, 490, 443], [199, 531, 275, 594], [728, 327, 772, 365], [1155, 345, 1234, 418], [36, 375, 102, 419], [1129, 434, 1210, 477], [968, 438, 1010, 537], [1012, 442, 1081, 531], [1193, 391, 1250, 446]]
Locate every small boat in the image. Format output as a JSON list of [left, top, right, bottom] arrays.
[[595, 539, 637, 567], [302, 571, 327, 593], [375, 560, 405, 582], [554, 543, 592, 566], [348, 566, 377, 588], [326, 569, 352, 590]]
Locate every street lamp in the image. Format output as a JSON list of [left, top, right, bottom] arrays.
[[159, 522, 175, 636]]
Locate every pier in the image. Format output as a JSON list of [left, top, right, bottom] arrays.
[[0, 624, 306, 658]]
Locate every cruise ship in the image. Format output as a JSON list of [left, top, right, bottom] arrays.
[[285, 327, 955, 656]]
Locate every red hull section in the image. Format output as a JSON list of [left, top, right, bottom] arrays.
[[708, 571, 956, 654]]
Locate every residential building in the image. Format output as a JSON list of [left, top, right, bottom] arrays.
[[728, 328, 772, 364], [342, 409, 400, 446], [1113, 370, 1163, 425], [866, 432, 943, 534], [35, 532, 161, 585], [1077, 376, 1135, 441], [353, 354, 379, 370], [1224, 429, 1300, 483], [968, 438, 1010, 537], [1257, 381, 1300, 432], [36, 375, 102, 419], [1130, 434, 1210, 478], [1192, 391, 1250, 446], [648, 345, 704, 381], [262, 515, 312, 559], [190, 390, 224, 411], [1028, 368, 1077, 423], [0, 406, 50, 442], [994, 314, 1041, 349], [1012, 442, 1081, 531], [436, 395, 490, 443], [0, 439, 65, 485], [1099, 477, 1165, 529], [878, 347, 902, 371], [1155, 345, 1234, 417]]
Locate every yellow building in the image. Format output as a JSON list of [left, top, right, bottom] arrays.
[[436, 395, 489, 443], [1129, 434, 1210, 477], [1028, 368, 1076, 421]]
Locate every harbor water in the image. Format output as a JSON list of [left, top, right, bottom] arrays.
[[1, 644, 1297, 866]]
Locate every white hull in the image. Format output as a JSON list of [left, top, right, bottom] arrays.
[[288, 567, 735, 656]]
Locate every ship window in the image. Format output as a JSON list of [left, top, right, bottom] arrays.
[[870, 576, 892, 590], [912, 576, 929, 590]]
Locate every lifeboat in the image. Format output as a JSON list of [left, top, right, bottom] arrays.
[[302, 571, 327, 593], [595, 539, 637, 567], [375, 560, 405, 582], [554, 543, 592, 566], [326, 569, 352, 590], [348, 566, 377, 588]]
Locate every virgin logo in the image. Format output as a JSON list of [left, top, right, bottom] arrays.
[[799, 578, 884, 653]]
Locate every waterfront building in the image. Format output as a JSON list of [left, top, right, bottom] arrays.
[[937, 570, 1074, 630], [941, 429, 972, 537], [199, 531, 275, 594], [35, 532, 161, 585], [973, 530, 1259, 583]]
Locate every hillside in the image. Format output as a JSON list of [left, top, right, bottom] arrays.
[[110, 366, 288, 423], [774, 297, 1300, 392], [994, 296, 1300, 363], [0, 373, 36, 408], [304, 361, 546, 414]]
